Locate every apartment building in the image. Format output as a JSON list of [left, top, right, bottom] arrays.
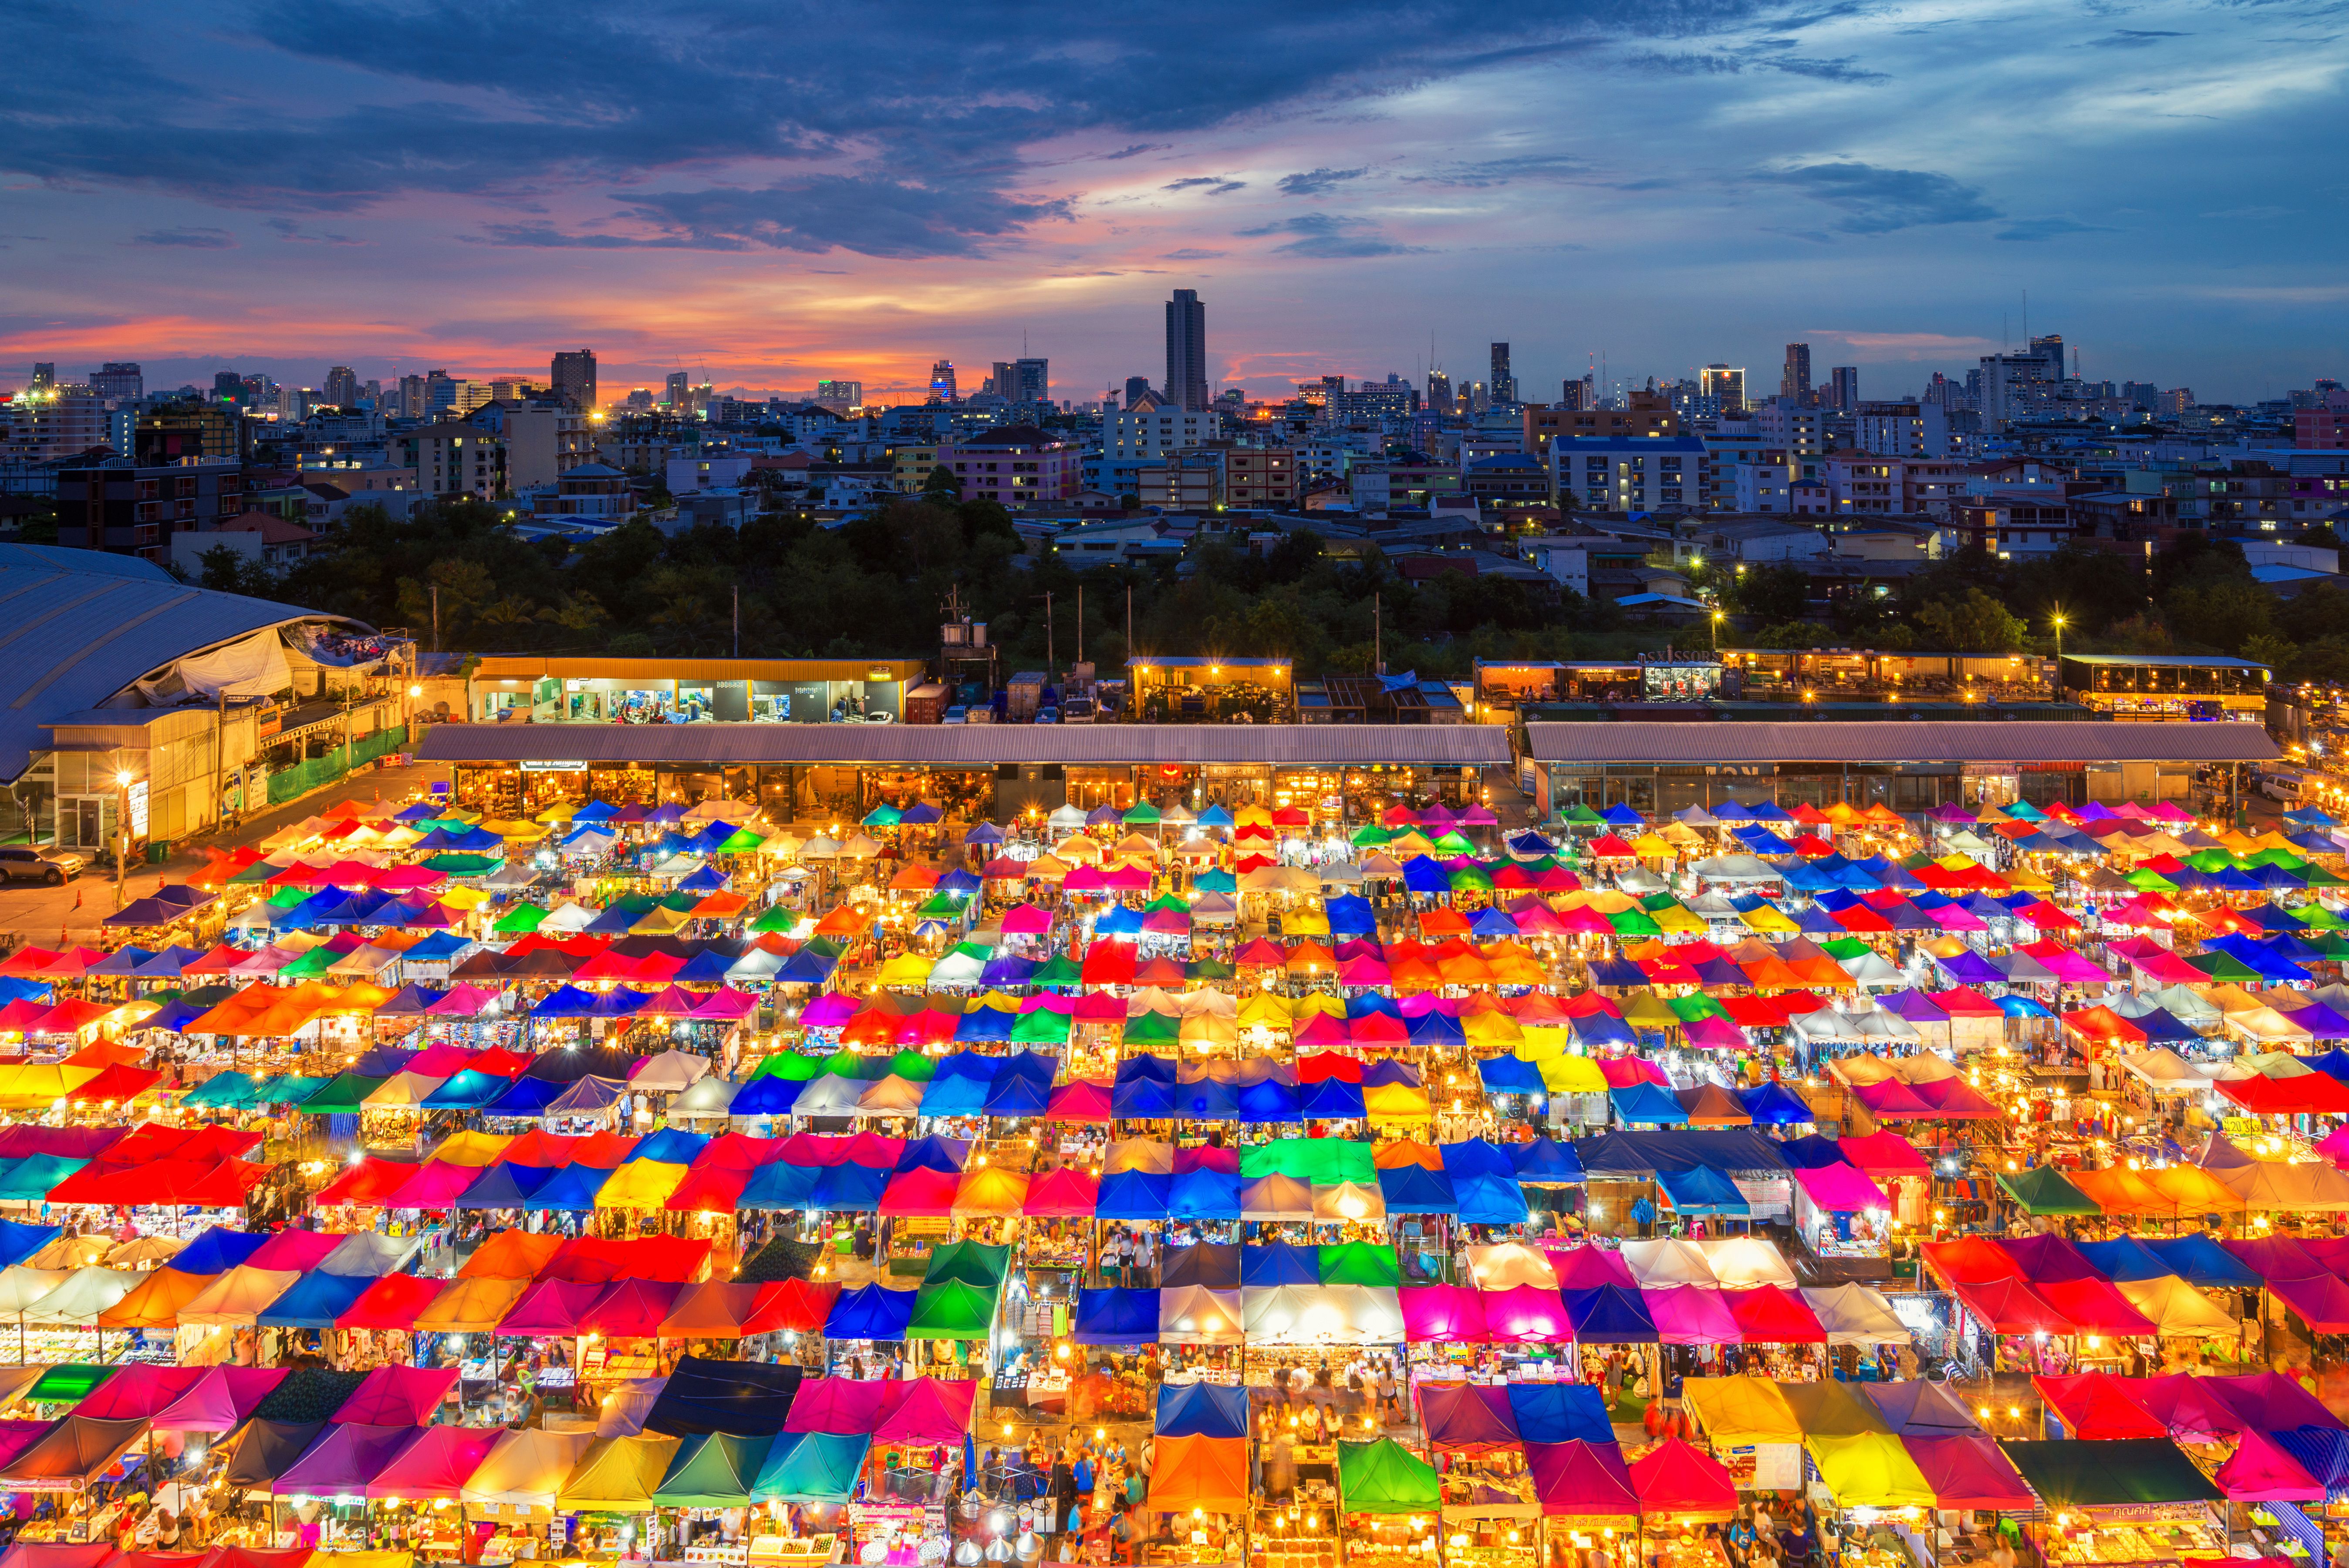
[[1820, 452, 1964, 517], [397, 423, 508, 501], [1106, 393, 1220, 459], [1522, 392, 1677, 459], [1223, 446, 1297, 509], [54, 458, 245, 558], [1548, 435, 1709, 512]]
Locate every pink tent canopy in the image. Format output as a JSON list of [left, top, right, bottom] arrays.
[[1833, 1132, 1930, 1176], [800, 994, 858, 1028], [385, 1160, 485, 1209], [494, 1280, 601, 1337], [1526, 1440, 1640, 1519], [2204, 1371, 2349, 1433], [1398, 1286, 1489, 1344], [785, 1377, 898, 1434], [1481, 1285, 1573, 1344], [2215, 1429, 2325, 1501], [1022, 1167, 1100, 1217], [1796, 1164, 1889, 1214], [406, 1043, 482, 1076], [873, 1378, 977, 1446], [245, 1229, 345, 1271], [999, 905, 1054, 934], [1043, 1080, 1114, 1123], [333, 1364, 459, 1426], [70, 1365, 206, 1421], [1547, 1246, 1636, 1290], [580, 1279, 684, 1338], [148, 1366, 288, 1432], [1900, 1436, 2035, 1511], [1681, 1017, 1750, 1050], [1627, 1438, 1737, 1520], [691, 988, 759, 1020], [425, 984, 503, 1017], [1649, 1288, 1741, 1346], [1419, 1384, 1518, 1453], [366, 1424, 505, 1500]]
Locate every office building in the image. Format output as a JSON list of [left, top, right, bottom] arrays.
[[1489, 343, 1516, 405], [1700, 365, 1746, 415], [1106, 392, 1220, 459], [1165, 290, 1209, 411], [1855, 400, 1952, 459], [815, 380, 863, 413], [1826, 367, 1860, 411], [29, 364, 55, 393], [939, 425, 1080, 506], [928, 361, 958, 405], [550, 350, 597, 413], [1426, 371, 1454, 415], [1522, 391, 1676, 457], [135, 402, 243, 464], [1779, 343, 1812, 405], [89, 362, 143, 401], [1550, 434, 1708, 511], [1558, 377, 1592, 412], [1123, 376, 1153, 410], [324, 366, 360, 408], [1224, 447, 1297, 509]]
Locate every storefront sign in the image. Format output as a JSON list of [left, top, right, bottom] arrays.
[[521, 760, 588, 772], [127, 779, 149, 838], [867, 667, 896, 684]]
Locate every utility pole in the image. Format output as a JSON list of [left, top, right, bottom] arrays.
[[112, 762, 130, 909], [1043, 591, 1055, 681], [212, 689, 226, 835], [733, 586, 740, 658], [431, 585, 441, 654], [1373, 592, 1383, 675], [1076, 585, 1083, 665]]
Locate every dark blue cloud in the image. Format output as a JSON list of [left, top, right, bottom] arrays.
[[1758, 162, 1998, 234], [1996, 216, 2118, 241], [133, 227, 236, 247], [1163, 178, 1248, 195], [1278, 167, 1369, 196], [1236, 212, 1422, 258], [0, 0, 1766, 252], [2085, 29, 2187, 46], [1407, 154, 1590, 187]]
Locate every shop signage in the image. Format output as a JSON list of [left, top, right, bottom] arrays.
[[866, 666, 895, 683], [521, 760, 587, 772], [127, 780, 149, 838]]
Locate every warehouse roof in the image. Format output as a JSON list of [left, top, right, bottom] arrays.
[[1524, 720, 2278, 766], [0, 545, 363, 781], [416, 722, 1514, 768]]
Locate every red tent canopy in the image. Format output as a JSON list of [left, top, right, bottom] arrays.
[[1627, 1438, 1737, 1521], [2031, 1372, 2165, 1440]]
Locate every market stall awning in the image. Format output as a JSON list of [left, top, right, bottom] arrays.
[[1996, 1438, 2222, 1507]]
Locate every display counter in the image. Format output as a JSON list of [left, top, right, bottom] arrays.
[[2031, 1511, 2226, 1568]]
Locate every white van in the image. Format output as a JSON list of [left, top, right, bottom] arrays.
[[2261, 767, 2308, 803]]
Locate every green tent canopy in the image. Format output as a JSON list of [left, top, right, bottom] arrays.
[[1030, 956, 1083, 988], [905, 1279, 999, 1340], [1317, 1241, 1401, 1288], [1816, 937, 1875, 962], [886, 1049, 936, 1083], [718, 828, 766, 853], [1188, 958, 1235, 981], [2184, 951, 2262, 983], [1010, 1010, 1072, 1045], [1123, 1011, 1181, 1045], [1560, 804, 1605, 826], [1431, 831, 1477, 856], [1996, 1439, 2221, 1507], [418, 853, 502, 876], [923, 1240, 1012, 1289], [245, 1075, 325, 1108], [748, 906, 801, 934], [863, 805, 903, 828], [1447, 867, 1495, 894], [654, 1432, 775, 1507], [1995, 1164, 2100, 1217], [752, 1432, 870, 1503], [1350, 825, 1394, 848], [1606, 909, 1664, 938], [493, 903, 549, 935], [1667, 994, 1728, 1024], [1336, 1438, 1441, 1514], [1123, 802, 1163, 826], [297, 1072, 388, 1114]]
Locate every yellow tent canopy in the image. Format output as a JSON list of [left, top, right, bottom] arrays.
[[430, 1131, 515, 1168], [2116, 1275, 2238, 1339], [557, 1433, 682, 1513], [415, 1276, 530, 1334], [594, 1161, 688, 1210], [1362, 1083, 1431, 1121], [1805, 1433, 1937, 1508], [1536, 1055, 1608, 1095], [951, 1168, 1030, 1217], [1680, 1377, 1802, 1445], [874, 953, 938, 988]]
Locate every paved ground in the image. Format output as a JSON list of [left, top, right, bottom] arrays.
[[0, 756, 452, 949]]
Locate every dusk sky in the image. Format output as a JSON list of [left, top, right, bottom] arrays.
[[7, 0, 2342, 407]]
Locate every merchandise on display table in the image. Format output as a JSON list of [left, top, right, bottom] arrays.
[[2034, 1517, 2226, 1568]]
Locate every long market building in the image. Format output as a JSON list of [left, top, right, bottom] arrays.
[[414, 723, 1518, 824]]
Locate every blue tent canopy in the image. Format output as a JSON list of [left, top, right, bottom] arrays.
[[1361, 1060, 1420, 1088], [530, 1163, 614, 1212], [1583, 960, 1649, 990], [1326, 896, 1377, 937], [1440, 1140, 1515, 1179], [1167, 1169, 1243, 1221], [421, 1070, 511, 1109], [2074, 1238, 2174, 1283], [1095, 1170, 1172, 1221], [1071, 1288, 1161, 1346], [1478, 1056, 1547, 1096], [739, 1163, 820, 1211], [1563, 1284, 1658, 1343], [1173, 1078, 1239, 1121], [2271, 1426, 2349, 1499], [2143, 1233, 2265, 1288], [1609, 1083, 1690, 1125], [1299, 1079, 1367, 1119], [1509, 1139, 1586, 1183], [895, 1136, 970, 1174], [1156, 1381, 1249, 1439], [825, 1284, 915, 1342], [256, 1270, 375, 1329], [982, 1071, 1053, 1118], [0, 1221, 58, 1271], [920, 1076, 991, 1116], [1507, 1381, 1614, 1444], [484, 1077, 565, 1118], [1402, 858, 1453, 895], [1406, 1012, 1467, 1047], [1654, 1165, 1750, 1216], [1241, 1244, 1320, 1287], [1235, 1078, 1301, 1123], [453, 1163, 557, 1209], [1377, 1164, 1458, 1214], [809, 1164, 891, 1212], [173, 1224, 272, 1275], [1740, 1082, 1815, 1126], [1455, 1172, 1532, 1226], [727, 1077, 801, 1117]]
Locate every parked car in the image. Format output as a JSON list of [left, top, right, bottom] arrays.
[[0, 846, 86, 885], [942, 706, 967, 724], [1035, 706, 1060, 724]]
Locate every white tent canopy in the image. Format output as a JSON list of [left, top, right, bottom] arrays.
[[1158, 1285, 1243, 1346], [1621, 1238, 1717, 1289], [630, 1049, 711, 1093], [1689, 855, 1781, 883], [1464, 1243, 1558, 1291], [1694, 1236, 1799, 1290], [462, 1430, 598, 1510], [23, 1266, 141, 1325], [1799, 1282, 1912, 1346], [1240, 1284, 1405, 1346]]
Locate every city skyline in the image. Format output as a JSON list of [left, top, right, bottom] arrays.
[[6, 0, 2343, 406]]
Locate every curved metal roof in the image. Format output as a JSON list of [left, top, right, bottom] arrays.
[[0, 544, 362, 781]]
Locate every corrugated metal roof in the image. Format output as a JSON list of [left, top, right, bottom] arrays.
[[0, 550, 361, 781], [1525, 720, 2279, 766], [416, 722, 1514, 768]]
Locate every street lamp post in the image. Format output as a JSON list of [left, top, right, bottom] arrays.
[[113, 769, 132, 909], [2051, 612, 2067, 666], [1711, 610, 1725, 654]]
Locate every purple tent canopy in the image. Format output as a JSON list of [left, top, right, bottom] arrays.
[[271, 1422, 422, 1496], [1877, 988, 1951, 1023], [1934, 949, 2003, 985]]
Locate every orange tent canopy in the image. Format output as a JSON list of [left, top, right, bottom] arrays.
[[1147, 1435, 1250, 1513]]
